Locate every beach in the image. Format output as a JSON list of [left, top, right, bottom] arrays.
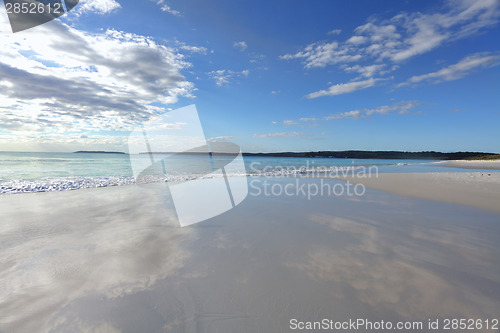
[[2, 0, 499, 331], [1, 169, 499, 332], [442, 160, 500, 170], [337, 172, 500, 214]]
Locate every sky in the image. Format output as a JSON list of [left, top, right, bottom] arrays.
[[0, 0, 499, 153]]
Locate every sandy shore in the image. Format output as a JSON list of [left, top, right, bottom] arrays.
[[442, 160, 500, 170], [337, 172, 500, 214], [1, 177, 499, 332]]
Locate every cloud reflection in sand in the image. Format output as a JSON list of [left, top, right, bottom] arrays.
[[0, 183, 192, 332], [287, 211, 500, 320]]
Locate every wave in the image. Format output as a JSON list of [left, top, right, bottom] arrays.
[[0, 177, 137, 194], [0, 165, 377, 195]]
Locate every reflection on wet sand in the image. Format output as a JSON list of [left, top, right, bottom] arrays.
[[0, 183, 193, 332], [1, 177, 499, 332], [290, 214, 499, 319]]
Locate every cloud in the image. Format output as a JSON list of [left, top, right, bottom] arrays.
[[390, 0, 500, 61], [207, 69, 249, 86], [253, 132, 304, 138], [346, 35, 367, 45], [324, 101, 420, 120], [161, 5, 181, 16], [207, 136, 235, 142], [73, 0, 121, 15], [233, 41, 248, 51], [179, 45, 207, 54], [281, 0, 499, 97], [306, 78, 380, 98], [174, 42, 208, 54], [327, 29, 342, 35], [275, 101, 420, 125], [343, 64, 391, 78], [281, 0, 500, 68], [397, 52, 500, 87], [298, 117, 319, 122], [0, 20, 194, 135], [153, 0, 181, 16], [280, 41, 362, 68], [325, 110, 363, 120]]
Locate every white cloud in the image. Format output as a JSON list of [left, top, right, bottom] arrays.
[[346, 35, 367, 45], [274, 101, 420, 126], [173, 42, 208, 54], [325, 110, 363, 120], [153, 0, 181, 16], [0, 9, 11, 33], [179, 45, 207, 54], [280, 0, 500, 70], [207, 69, 249, 86], [327, 29, 342, 35], [343, 64, 388, 78], [299, 117, 319, 122], [324, 101, 420, 120], [161, 5, 181, 16], [306, 78, 380, 98], [0, 132, 130, 152], [0, 20, 194, 136], [73, 0, 121, 16], [207, 136, 235, 142], [253, 132, 304, 138], [280, 41, 362, 68], [233, 41, 248, 51], [397, 52, 500, 87]]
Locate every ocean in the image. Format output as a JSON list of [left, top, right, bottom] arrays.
[[0, 151, 439, 194]]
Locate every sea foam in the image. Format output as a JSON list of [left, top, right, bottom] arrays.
[[0, 165, 366, 195]]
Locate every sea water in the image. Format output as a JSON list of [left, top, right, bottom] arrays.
[[0, 151, 441, 194]]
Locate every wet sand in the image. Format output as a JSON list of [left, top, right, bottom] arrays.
[[1, 177, 499, 332]]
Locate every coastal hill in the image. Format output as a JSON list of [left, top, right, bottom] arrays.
[[242, 151, 500, 160], [73, 150, 500, 160]]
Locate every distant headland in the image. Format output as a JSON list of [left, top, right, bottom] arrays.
[[242, 151, 500, 160], [74, 151, 127, 154], [73, 150, 500, 160]]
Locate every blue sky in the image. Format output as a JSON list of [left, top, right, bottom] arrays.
[[0, 0, 499, 152]]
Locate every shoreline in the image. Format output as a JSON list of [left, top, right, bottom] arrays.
[[336, 172, 500, 214], [1, 176, 499, 332], [440, 159, 500, 170]]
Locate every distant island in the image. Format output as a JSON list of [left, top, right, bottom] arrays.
[[242, 150, 500, 160], [74, 151, 127, 154]]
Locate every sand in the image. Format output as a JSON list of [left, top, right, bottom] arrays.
[[442, 160, 500, 170], [337, 172, 500, 214], [1, 177, 499, 332]]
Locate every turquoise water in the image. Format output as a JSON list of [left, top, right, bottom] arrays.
[[0, 151, 446, 194], [0, 152, 437, 180], [0, 152, 132, 180]]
